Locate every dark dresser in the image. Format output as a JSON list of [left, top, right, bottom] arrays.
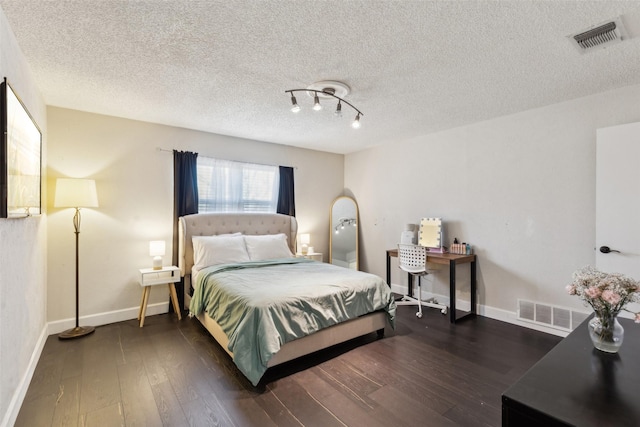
[[502, 316, 640, 427]]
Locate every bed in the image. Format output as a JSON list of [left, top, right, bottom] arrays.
[[178, 212, 395, 385]]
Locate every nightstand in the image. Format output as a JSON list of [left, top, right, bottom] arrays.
[[296, 252, 323, 262], [138, 266, 182, 327]]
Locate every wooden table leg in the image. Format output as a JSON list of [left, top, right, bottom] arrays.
[[138, 288, 146, 321], [139, 286, 150, 327], [169, 283, 182, 320]]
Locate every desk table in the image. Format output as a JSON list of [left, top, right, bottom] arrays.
[[386, 249, 477, 323]]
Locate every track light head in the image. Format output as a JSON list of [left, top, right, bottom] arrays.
[[335, 101, 343, 117], [290, 94, 300, 113], [352, 113, 361, 129], [312, 93, 322, 111]]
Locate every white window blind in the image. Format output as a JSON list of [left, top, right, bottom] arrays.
[[197, 157, 279, 213]]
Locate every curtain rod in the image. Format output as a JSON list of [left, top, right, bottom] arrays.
[[156, 147, 297, 169]]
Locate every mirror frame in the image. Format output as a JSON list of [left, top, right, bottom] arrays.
[[329, 196, 359, 270], [418, 217, 443, 250]]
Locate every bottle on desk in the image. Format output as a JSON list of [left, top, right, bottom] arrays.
[[451, 239, 472, 255]]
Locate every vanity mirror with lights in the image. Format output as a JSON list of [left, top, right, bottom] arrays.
[[418, 217, 444, 252], [329, 196, 359, 270]]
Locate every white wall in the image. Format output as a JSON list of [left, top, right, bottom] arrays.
[[0, 6, 47, 427], [46, 107, 344, 328], [346, 84, 640, 327]]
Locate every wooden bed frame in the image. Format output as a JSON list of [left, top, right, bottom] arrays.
[[178, 212, 388, 369]]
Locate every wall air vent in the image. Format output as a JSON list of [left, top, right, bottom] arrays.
[[517, 299, 589, 332], [568, 17, 628, 53]]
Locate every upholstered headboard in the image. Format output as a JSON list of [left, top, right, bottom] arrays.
[[178, 212, 298, 277]]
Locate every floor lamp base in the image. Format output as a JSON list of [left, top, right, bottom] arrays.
[[58, 326, 95, 340]]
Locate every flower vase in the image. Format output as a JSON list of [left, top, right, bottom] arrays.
[[588, 314, 624, 353]]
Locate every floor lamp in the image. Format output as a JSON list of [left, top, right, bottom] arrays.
[[55, 178, 99, 340]]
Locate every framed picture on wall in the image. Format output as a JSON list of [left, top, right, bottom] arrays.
[[0, 77, 42, 218]]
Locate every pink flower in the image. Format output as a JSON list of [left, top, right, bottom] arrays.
[[585, 287, 601, 299], [635, 313, 640, 324], [566, 285, 577, 295], [601, 290, 621, 305]]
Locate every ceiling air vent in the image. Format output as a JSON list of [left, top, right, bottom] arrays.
[[568, 17, 628, 53]]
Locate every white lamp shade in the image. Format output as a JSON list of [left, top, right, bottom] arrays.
[[299, 233, 310, 255], [54, 178, 99, 208], [150, 240, 165, 270], [149, 240, 166, 257]]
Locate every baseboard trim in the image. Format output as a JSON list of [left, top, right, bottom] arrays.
[[2, 325, 48, 427], [390, 283, 569, 338], [47, 302, 170, 335]]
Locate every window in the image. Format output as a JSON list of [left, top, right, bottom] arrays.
[[197, 157, 279, 213]]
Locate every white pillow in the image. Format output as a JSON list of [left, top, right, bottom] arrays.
[[192, 234, 249, 270], [244, 234, 293, 261]]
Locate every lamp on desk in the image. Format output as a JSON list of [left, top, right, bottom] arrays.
[[54, 178, 99, 340], [149, 240, 166, 270]]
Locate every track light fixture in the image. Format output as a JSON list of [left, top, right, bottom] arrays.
[[290, 93, 300, 113], [334, 217, 357, 233], [312, 93, 322, 111], [285, 84, 363, 128], [352, 113, 361, 129]]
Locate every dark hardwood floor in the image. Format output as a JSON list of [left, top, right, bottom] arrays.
[[16, 303, 561, 426]]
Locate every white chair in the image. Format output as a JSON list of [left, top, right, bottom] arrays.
[[396, 244, 448, 318]]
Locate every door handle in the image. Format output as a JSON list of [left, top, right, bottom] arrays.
[[599, 246, 621, 254]]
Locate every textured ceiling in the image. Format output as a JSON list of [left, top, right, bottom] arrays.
[[1, 1, 640, 154]]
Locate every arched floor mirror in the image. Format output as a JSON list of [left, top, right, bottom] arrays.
[[330, 196, 359, 270]]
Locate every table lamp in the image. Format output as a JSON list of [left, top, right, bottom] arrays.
[[300, 233, 310, 255], [149, 240, 166, 270]]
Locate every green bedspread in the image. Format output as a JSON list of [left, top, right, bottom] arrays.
[[189, 258, 396, 385]]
